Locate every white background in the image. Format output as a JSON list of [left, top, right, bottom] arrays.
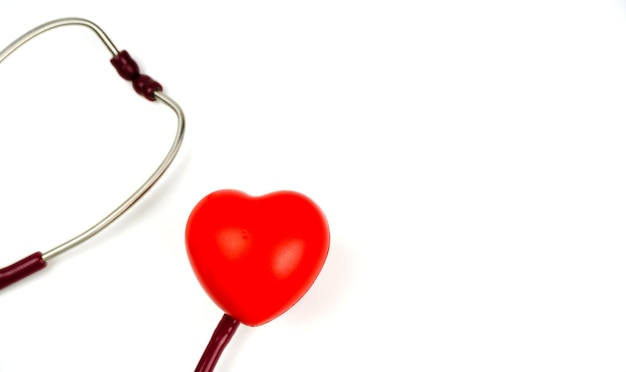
[[1, 1, 626, 371]]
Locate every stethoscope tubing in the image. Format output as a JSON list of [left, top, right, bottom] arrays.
[[0, 18, 185, 290]]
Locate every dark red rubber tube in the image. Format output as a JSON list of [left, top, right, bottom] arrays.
[[0, 252, 47, 290], [195, 313, 241, 372]]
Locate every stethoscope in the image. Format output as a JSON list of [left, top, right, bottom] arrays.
[[1, 18, 329, 372], [0, 18, 185, 291]]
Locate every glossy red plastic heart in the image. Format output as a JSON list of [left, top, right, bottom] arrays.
[[185, 189, 330, 326]]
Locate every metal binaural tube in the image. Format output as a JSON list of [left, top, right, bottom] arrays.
[[0, 18, 186, 288]]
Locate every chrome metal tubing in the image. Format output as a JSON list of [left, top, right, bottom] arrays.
[[0, 17, 186, 262]]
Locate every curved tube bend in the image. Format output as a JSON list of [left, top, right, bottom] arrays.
[[0, 18, 185, 280]]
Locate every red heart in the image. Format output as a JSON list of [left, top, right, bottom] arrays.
[[185, 190, 330, 326]]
